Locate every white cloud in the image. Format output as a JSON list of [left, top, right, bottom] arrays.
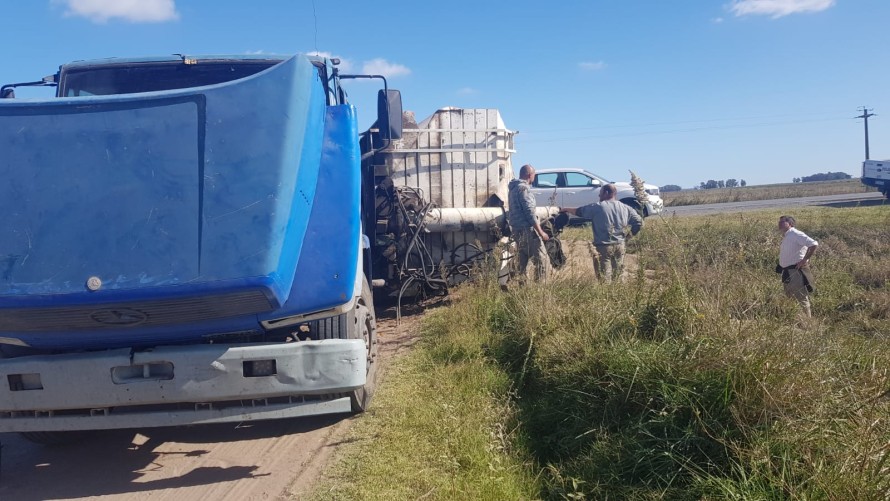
[[53, 0, 179, 23], [578, 61, 606, 71], [361, 58, 411, 79], [457, 87, 478, 96], [712, 17, 725, 23], [729, 0, 835, 18]]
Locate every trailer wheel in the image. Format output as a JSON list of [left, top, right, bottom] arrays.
[[349, 278, 378, 412]]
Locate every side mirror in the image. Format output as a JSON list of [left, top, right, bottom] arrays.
[[589, 179, 602, 187], [0, 87, 14, 99], [377, 89, 403, 140]]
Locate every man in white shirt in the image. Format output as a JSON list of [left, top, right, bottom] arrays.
[[777, 215, 818, 317]]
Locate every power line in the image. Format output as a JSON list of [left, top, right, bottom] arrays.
[[519, 109, 853, 135], [519, 116, 849, 144]]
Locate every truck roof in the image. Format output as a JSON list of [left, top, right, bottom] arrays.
[[59, 54, 296, 71]]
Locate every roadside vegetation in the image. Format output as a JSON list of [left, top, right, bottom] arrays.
[[662, 179, 877, 207], [309, 206, 890, 500]]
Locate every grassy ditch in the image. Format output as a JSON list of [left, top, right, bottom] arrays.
[[309, 206, 889, 500], [304, 297, 541, 501], [661, 179, 877, 206]]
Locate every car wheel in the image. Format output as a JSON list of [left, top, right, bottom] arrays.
[[620, 198, 647, 217]]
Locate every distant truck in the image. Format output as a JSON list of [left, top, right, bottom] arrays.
[[861, 160, 889, 199], [0, 53, 552, 443]]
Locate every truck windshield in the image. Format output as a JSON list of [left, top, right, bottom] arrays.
[[60, 60, 280, 97]]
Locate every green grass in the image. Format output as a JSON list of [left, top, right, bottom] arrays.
[[307, 206, 890, 500], [662, 179, 877, 206], [305, 293, 541, 501]]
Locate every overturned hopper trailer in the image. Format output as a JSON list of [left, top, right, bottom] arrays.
[[364, 107, 556, 299]]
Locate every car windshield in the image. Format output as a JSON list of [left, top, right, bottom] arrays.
[[60, 60, 280, 96]]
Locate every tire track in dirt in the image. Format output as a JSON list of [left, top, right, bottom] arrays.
[[0, 307, 424, 501]]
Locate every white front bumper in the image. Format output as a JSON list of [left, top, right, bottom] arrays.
[[0, 340, 366, 431]]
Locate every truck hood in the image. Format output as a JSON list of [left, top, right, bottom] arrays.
[[0, 54, 325, 315]]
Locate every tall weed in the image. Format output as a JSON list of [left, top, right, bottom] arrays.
[[486, 207, 889, 499], [311, 206, 890, 500]]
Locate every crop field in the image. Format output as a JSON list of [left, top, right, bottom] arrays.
[[310, 206, 890, 501], [662, 178, 877, 206]]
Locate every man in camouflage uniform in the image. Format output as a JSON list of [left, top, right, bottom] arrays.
[[508, 164, 550, 283]]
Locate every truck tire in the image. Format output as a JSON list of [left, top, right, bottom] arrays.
[[349, 278, 379, 412], [312, 277, 379, 413]]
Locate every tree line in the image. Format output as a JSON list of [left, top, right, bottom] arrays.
[[660, 179, 747, 192], [792, 172, 851, 183], [660, 171, 852, 191]]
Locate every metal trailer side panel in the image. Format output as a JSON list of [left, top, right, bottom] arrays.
[[383, 108, 514, 268]]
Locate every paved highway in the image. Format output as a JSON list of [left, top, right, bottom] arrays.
[[662, 192, 888, 217]]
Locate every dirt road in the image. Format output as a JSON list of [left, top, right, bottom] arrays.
[[0, 309, 421, 501]]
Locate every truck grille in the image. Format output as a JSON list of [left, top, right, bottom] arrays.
[[0, 290, 273, 332]]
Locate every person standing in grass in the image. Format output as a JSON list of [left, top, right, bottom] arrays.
[[508, 164, 550, 283], [563, 184, 643, 282], [777, 215, 818, 317]]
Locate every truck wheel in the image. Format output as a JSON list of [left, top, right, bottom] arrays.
[[349, 278, 378, 412], [311, 277, 379, 412]]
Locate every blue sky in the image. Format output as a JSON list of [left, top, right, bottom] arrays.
[[2, 0, 887, 188]]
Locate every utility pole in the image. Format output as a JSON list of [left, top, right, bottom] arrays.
[[855, 106, 876, 160]]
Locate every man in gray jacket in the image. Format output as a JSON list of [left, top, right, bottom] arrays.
[[563, 184, 643, 282], [508, 164, 550, 282]]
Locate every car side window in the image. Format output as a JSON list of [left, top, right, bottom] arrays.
[[535, 173, 558, 188], [565, 172, 592, 187]]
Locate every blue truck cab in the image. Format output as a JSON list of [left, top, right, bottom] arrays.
[[0, 53, 398, 441]]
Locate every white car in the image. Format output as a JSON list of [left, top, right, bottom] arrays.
[[530, 168, 664, 217]]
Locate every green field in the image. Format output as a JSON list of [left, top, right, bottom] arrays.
[[308, 206, 890, 501]]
